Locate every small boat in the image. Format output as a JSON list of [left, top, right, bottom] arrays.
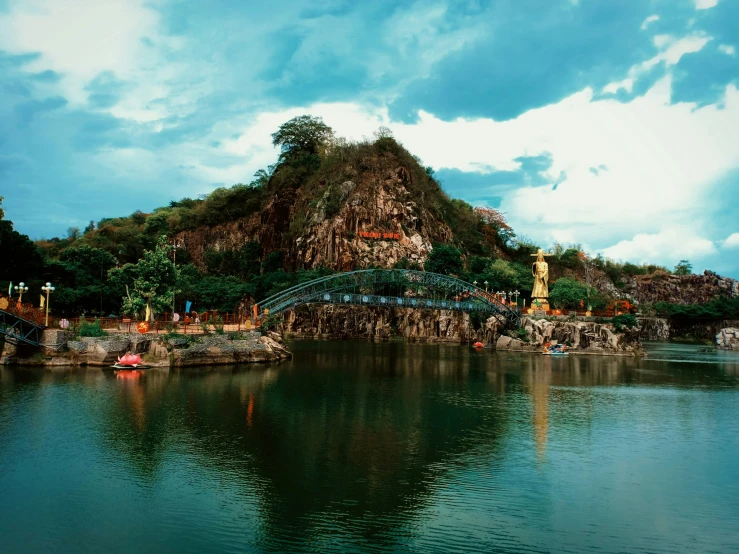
[[542, 343, 569, 355], [473, 341, 485, 348], [111, 353, 151, 370]]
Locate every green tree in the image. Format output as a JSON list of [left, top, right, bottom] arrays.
[[674, 260, 692, 275], [0, 202, 44, 282], [425, 244, 463, 275], [271, 115, 334, 160], [45, 245, 119, 315], [549, 278, 592, 309], [108, 236, 178, 322]]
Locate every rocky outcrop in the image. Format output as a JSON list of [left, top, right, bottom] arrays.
[[624, 270, 739, 305], [177, 162, 453, 272], [496, 317, 642, 355], [171, 332, 291, 367], [716, 328, 739, 350], [1, 330, 291, 367], [278, 305, 490, 342], [294, 174, 452, 270], [637, 317, 671, 341]]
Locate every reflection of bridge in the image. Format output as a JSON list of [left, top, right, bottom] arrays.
[[0, 309, 46, 346], [255, 269, 520, 329]]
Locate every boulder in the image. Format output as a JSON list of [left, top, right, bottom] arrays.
[[716, 328, 739, 350]]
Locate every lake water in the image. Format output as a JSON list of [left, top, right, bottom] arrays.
[[1, 341, 738, 553]]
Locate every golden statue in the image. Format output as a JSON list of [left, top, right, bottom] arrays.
[[530, 248, 551, 311]]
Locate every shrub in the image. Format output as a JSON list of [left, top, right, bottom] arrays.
[[612, 314, 638, 332], [79, 318, 107, 337]]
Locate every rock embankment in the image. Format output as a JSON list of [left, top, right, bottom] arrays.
[[1, 330, 291, 368], [716, 328, 739, 350], [279, 305, 486, 342], [495, 317, 642, 356], [624, 270, 739, 305]]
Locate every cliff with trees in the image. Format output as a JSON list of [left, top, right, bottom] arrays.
[[0, 117, 736, 334]]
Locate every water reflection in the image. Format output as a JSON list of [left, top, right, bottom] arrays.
[[1, 341, 738, 553]]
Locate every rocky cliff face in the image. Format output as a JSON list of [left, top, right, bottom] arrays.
[[278, 305, 493, 343], [177, 160, 453, 272], [624, 270, 739, 304]]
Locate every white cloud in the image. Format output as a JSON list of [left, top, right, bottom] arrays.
[[601, 228, 717, 265], [0, 0, 180, 115], [719, 44, 736, 56], [723, 233, 739, 248], [602, 34, 710, 94], [206, 69, 739, 267], [641, 15, 660, 30], [695, 0, 719, 10]]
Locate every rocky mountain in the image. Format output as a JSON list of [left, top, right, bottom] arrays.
[[177, 158, 454, 272]]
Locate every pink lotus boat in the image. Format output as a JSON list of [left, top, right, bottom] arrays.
[[112, 353, 149, 369]]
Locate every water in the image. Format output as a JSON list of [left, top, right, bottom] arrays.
[[1, 341, 738, 553]]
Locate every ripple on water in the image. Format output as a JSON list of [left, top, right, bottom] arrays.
[[1, 342, 739, 553]]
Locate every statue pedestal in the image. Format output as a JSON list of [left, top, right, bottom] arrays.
[[531, 300, 549, 312]]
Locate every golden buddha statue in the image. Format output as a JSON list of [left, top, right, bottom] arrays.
[[530, 248, 551, 311]]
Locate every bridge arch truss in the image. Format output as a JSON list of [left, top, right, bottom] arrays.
[[255, 269, 520, 329]]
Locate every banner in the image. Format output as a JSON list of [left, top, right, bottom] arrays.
[[8, 282, 12, 297], [40, 294, 45, 309], [185, 300, 192, 313]]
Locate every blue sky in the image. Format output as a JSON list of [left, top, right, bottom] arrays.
[[1, 0, 738, 276]]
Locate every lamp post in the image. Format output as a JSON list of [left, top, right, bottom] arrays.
[[14, 282, 28, 304], [484, 280, 489, 292], [473, 280, 478, 289], [41, 282, 55, 327], [502, 291, 507, 304], [513, 290, 520, 311], [171, 240, 183, 318]]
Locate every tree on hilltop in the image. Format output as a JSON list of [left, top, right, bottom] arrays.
[[271, 115, 334, 160], [674, 260, 692, 276]]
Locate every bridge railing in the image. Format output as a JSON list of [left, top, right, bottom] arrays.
[[254, 269, 522, 328]]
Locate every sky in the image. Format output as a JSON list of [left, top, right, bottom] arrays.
[[1, 0, 738, 277]]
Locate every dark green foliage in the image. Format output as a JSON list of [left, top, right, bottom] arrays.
[[45, 245, 120, 315], [557, 248, 581, 269], [393, 257, 422, 271], [467, 256, 490, 275], [262, 251, 283, 274], [653, 298, 739, 319], [271, 115, 334, 160], [549, 278, 607, 310], [611, 314, 638, 331], [0, 216, 44, 282], [78, 318, 107, 337], [425, 244, 463, 276], [324, 185, 342, 218], [203, 242, 262, 278], [674, 260, 692, 275]]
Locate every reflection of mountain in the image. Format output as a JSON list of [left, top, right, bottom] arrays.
[[6, 342, 737, 552], [173, 343, 510, 549]]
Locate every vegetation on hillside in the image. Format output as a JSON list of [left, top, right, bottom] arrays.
[[0, 118, 705, 318]]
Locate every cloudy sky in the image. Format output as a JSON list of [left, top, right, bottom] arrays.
[[1, 0, 738, 276]]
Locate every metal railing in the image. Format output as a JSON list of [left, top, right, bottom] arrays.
[[255, 269, 522, 329]]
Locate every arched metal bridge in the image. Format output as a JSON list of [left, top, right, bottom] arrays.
[[254, 269, 521, 329]]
